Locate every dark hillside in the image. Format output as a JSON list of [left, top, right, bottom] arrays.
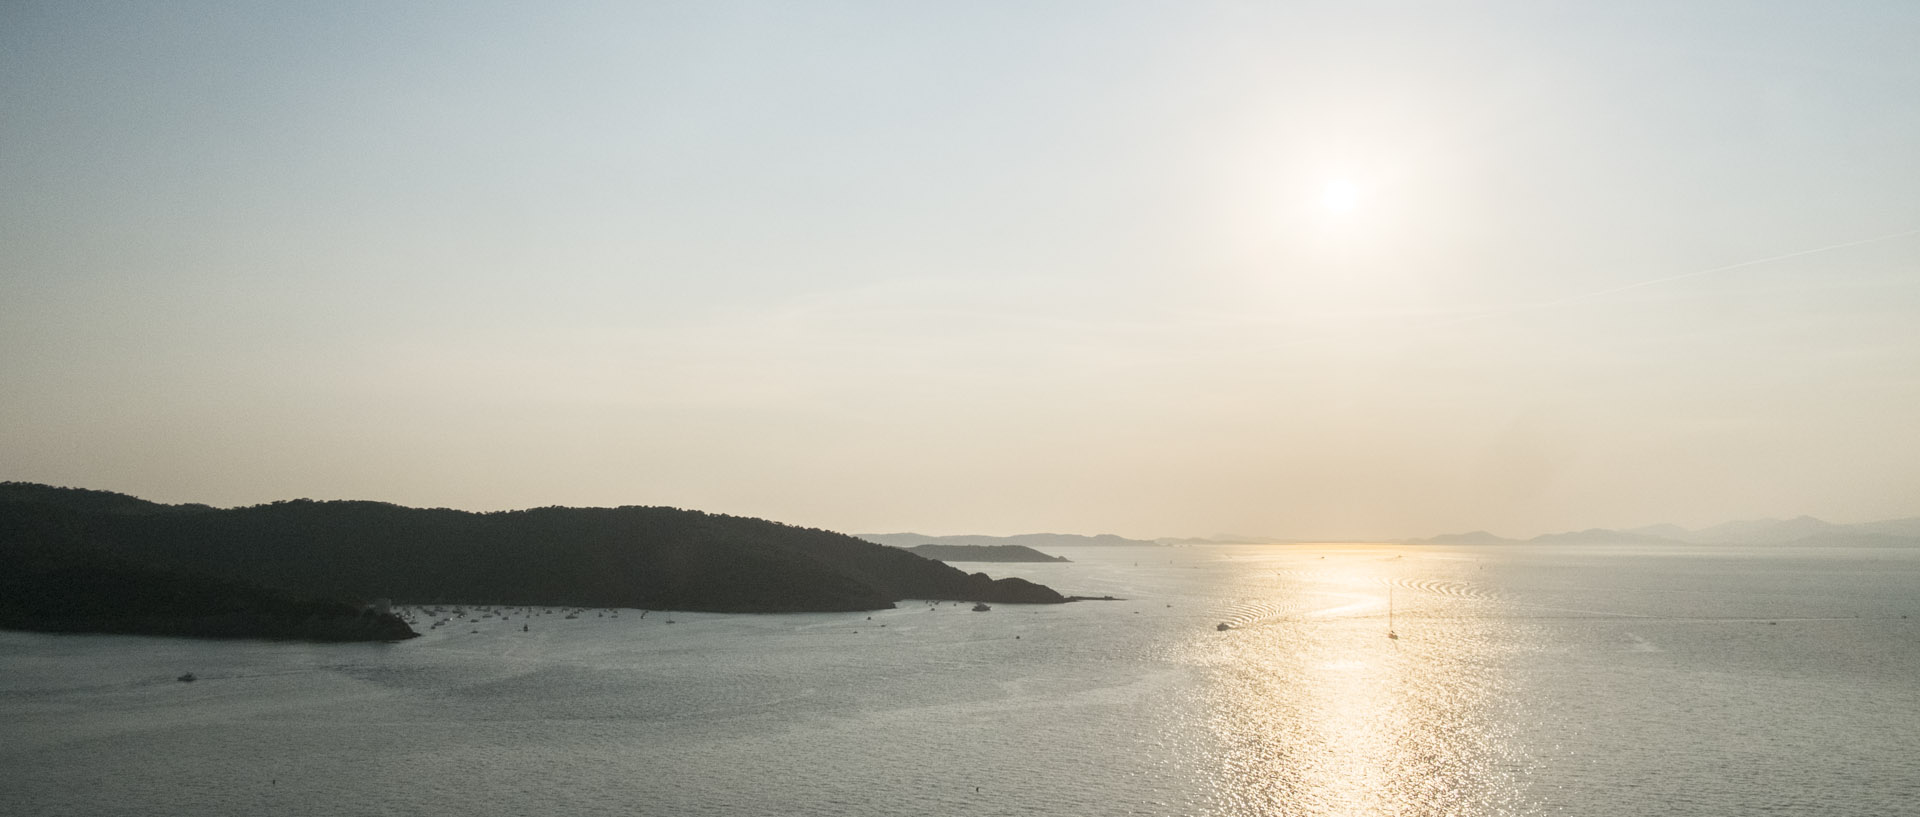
[[0, 502, 416, 641], [0, 485, 1066, 614]]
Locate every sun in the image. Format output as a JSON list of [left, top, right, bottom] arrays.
[[1320, 179, 1361, 215]]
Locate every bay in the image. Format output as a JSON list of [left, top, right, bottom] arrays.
[[2, 544, 1915, 816]]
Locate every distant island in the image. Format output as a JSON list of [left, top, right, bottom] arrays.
[[861, 532, 1161, 549], [0, 483, 1069, 638], [906, 544, 1070, 563], [1405, 515, 1920, 548]]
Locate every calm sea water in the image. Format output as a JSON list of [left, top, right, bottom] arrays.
[[3, 544, 1916, 816]]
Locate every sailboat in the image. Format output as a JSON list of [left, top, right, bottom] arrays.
[[1387, 585, 1399, 640]]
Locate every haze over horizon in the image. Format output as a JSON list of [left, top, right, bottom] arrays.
[[5, 2, 1919, 542]]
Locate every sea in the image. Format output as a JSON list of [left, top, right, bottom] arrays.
[[2, 543, 1915, 816]]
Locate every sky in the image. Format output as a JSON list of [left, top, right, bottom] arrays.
[[4, 1, 1918, 540]]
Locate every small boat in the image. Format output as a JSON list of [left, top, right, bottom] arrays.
[[972, 602, 992, 612], [177, 673, 196, 683], [1216, 622, 1231, 632], [1387, 585, 1399, 640]]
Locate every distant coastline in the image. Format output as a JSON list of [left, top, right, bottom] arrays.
[[860, 532, 1161, 549], [905, 544, 1070, 563], [1404, 515, 1920, 547]]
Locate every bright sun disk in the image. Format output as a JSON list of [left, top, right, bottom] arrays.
[[1321, 179, 1360, 214]]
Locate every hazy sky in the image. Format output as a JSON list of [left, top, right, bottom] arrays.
[[4, 1, 1918, 539]]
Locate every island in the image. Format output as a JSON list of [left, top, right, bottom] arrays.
[[906, 544, 1070, 563], [0, 482, 1070, 630], [860, 531, 1161, 548]]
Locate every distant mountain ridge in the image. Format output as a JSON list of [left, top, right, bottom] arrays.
[[0, 482, 1068, 618], [1152, 534, 1279, 545], [1407, 514, 1920, 547]]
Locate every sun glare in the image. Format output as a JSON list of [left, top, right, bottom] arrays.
[[1320, 179, 1361, 215]]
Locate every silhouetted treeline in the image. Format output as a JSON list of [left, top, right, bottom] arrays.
[[0, 481, 215, 516], [0, 483, 1065, 615]]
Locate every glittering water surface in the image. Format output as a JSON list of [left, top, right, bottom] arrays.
[[3, 544, 1916, 816]]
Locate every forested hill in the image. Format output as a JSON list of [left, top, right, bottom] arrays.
[[0, 483, 1066, 613], [0, 481, 215, 515], [0, 493, 417, 641]]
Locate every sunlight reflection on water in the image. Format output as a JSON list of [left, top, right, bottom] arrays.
[[1196, 547, 1532, 816]]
